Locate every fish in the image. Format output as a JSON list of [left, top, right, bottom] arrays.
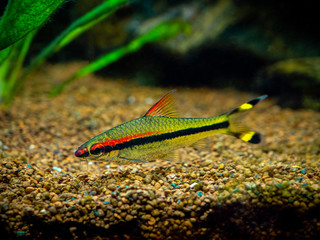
[[75, 90, 267, 163]]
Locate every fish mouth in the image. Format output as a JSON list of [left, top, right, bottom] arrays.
[[75, 147, 89, 158]]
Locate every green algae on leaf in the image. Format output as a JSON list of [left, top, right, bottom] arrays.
[[0, 0, 65, 50]]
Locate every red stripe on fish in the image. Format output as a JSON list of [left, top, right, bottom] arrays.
[[102, 131, 162, 147]]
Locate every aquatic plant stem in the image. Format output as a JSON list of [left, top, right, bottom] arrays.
[[50, 20, 191, 96], [12, 0, 129, 102], [4, 31, 37, 105], [0, 31, 36, 105]]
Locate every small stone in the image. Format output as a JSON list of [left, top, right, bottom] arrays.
[[125, 214, 134, 221], [151, 209, 160, 217], [193, 182, 203, 191], [282, 190, 291, 198], [68, 206, 77, 212], [245, 183, 256, 190], [128, 96, 136, 104], [154, 182, 161, 189], [24, 206, 34, 216], [25, 169, 34, 176], [111, 199, 118, 207], [97, 209, 104, 217], [218, 163, 225, 170], [59, 193, 72, 200], [190, 173, 197, 178], [145, 204, 153, 211], [125, 190, 134, 198], [201, 160, 213, 167], [49, 206, 57, 215], [51, 195, 59, 203], [218, 190, 230, 200], [108, 184, 117, 191], [29, 144, 35, 150], [26, 187, 34, 194], [148, 217, 156, 225], [311, 184, 320, 191], [244, 169, 252, 177], [5, 163, 13, 169], [44, 182, 51, 191], [184, 220, 193, 228], [89, 190, 97, 196], [54, 201, 63, 208], [144, 175, 152, 183], [42, 192, 50, 200], [56, 214, 62, 221]]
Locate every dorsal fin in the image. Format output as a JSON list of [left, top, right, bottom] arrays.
[[144, 90, 180, 118]]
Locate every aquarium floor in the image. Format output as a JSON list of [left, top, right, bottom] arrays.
[[1, 63, 320, 239]]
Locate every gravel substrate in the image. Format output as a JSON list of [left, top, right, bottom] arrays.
[[1, 63, 320, 239]]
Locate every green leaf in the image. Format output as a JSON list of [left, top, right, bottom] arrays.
[[0, 0, 65, 50], [0, 47, 11, 63], [23, 0, 129, 74], [9, 0, 129, 104]]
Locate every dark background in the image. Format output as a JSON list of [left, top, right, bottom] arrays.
[[1, 0, 319, 109]]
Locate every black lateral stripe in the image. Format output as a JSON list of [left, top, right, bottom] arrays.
[[114, 121, 229, 151], [247, 98, 260, 106]]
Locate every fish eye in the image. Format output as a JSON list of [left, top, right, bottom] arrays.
[[90, 143, 104, 157]]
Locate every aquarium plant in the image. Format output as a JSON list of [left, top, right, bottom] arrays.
[[0, 0, 190, 106]]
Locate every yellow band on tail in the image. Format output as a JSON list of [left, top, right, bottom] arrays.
[[227, 95, 267, 144]]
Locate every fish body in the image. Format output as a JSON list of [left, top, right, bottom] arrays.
[[75, 91, 267, 162]]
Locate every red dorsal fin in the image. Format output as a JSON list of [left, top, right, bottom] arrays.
[[144, 90, 180, 117]]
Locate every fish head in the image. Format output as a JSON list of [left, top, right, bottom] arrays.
[[75, 135, 115, 160], [75, 145, 89, 158]]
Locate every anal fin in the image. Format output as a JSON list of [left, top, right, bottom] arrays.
[[190, 138, 211, 151], [160, 151, 181, 162]]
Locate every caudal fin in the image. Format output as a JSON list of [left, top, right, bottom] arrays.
[[227, 95, 268, 144]]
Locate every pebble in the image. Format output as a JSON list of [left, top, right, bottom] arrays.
[[29, 144, 35, 150], [97, 209, 105, 217], [25, 169, 34, 176], [108, 184, 117, 191], [56, 214, 62, 222], [25, 187, 34, 194], [5, 163, 13, 169], [145, 205, 153, 211], [125, 214, 134, 221], [51, 195, 59, 203], [48, 206, 57, 215], [245, 183, 256, 190], [151, 209, 160, 217], [218, 163, 225, 170]]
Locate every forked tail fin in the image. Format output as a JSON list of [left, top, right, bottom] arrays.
[[227, 95, 268, 144]]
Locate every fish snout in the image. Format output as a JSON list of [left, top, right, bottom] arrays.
[[75, 147, 89, 158]]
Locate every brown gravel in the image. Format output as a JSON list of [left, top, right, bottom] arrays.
[[0, 62, 320, 239]]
